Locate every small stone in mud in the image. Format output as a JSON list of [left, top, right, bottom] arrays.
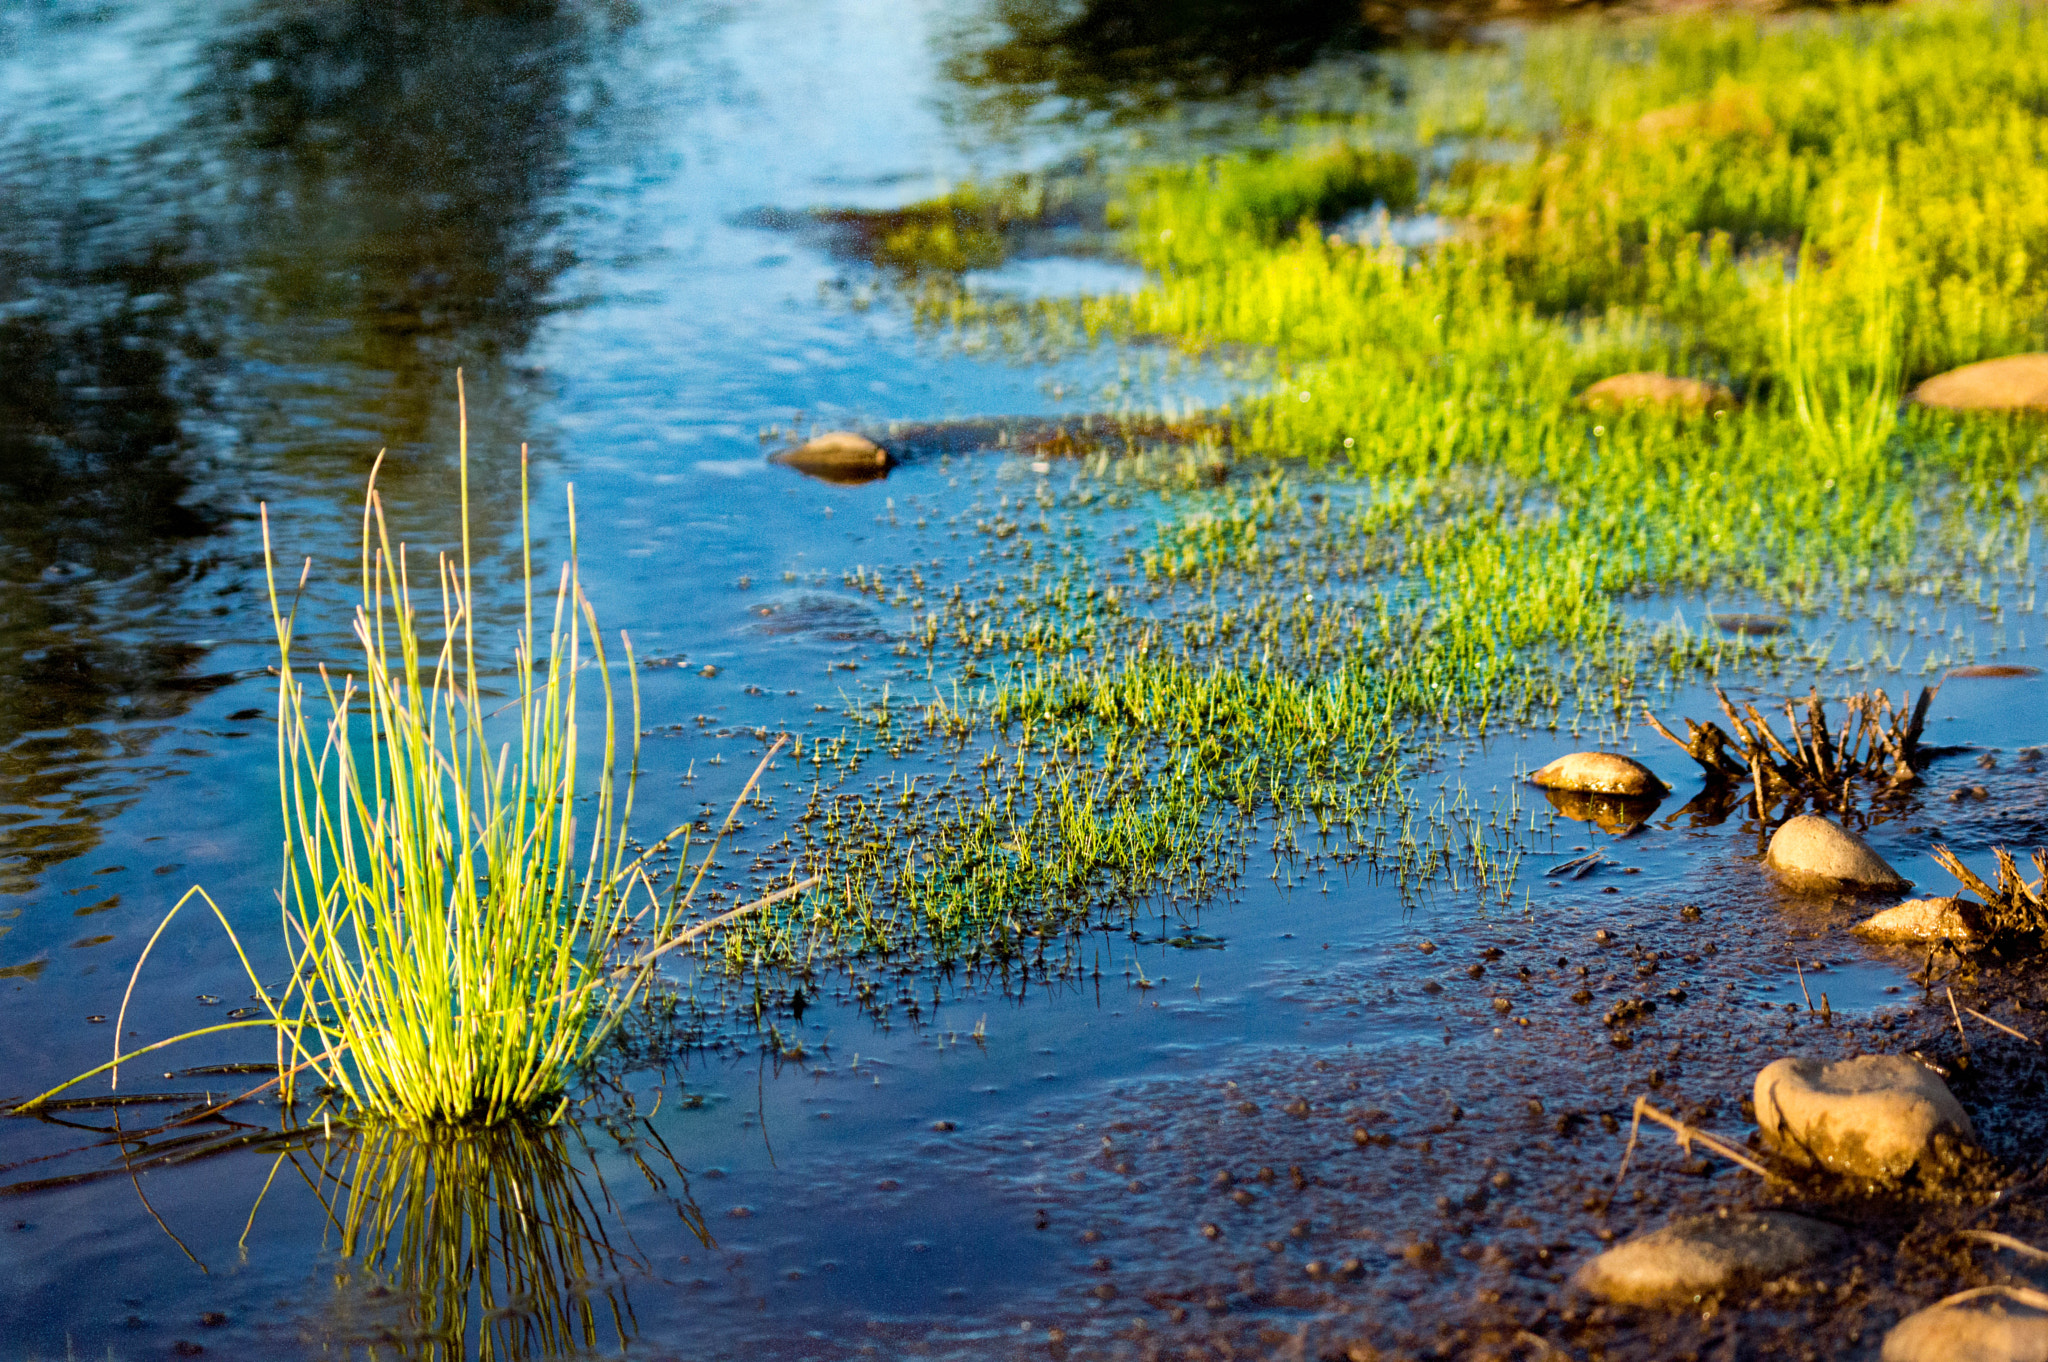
[[1883, 1285, 2048, 1362], [770, 430, 893, 483], [1951, 785, 1992, 802], [1912, 354, 2048, 410], [1948, 663, 2044, 678], [1754, 1054, 1974, 1180], [1570, 1209, 1845, 1306], [1854, 897, 1980, 945], [1418, 939, 1437, 953], [1200, 1222, 1221, 1239], [1530, 751, 1668, 798], [1765, 814, 1910, 892], [1580, 372, 1736, 412]]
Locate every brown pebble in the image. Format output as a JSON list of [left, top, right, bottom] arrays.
[[1949, 663, 2041, 679], [1912, 354, 2048, 410]]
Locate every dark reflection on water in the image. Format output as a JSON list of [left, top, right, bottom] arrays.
[[205, 0, 591, 457], [0, 0, 615, 896], [0, 170, 231, 893], [942, 0, 1371, 120], [307, 1118, 706, 1362]]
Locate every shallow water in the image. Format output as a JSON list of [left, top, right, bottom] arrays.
[[1, 2, 2044, 1360]]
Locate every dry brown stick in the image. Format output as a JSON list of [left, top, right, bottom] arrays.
[[619, 874, 822, 973], [1745, 701, 1801, 769], [1610, 1095, 1777, 1204], [1785, 699, 1816, 777], [1948, 987, 1971, 1049], [1961, 1229, 2048, 1262], [1934, 845, 2000, 904], [1964, 1007, 2038, 1047]]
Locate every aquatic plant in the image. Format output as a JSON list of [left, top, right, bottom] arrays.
[[12, 382, 788, 1125]]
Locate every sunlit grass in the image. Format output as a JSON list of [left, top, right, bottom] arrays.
[[10, 381, 794, 1125]]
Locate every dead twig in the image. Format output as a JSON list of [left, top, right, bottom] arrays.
[[1645, 684, 1940, 809], [1964, 1006, 2040, 1048], [1607, 1095, 1778, 1206], [1961, 1230, 2048, 1262]]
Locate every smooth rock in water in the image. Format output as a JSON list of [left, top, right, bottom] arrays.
[[1581, 373, 1736, 412], [771, 431, 893, 483], [1949, 663, 2043, 679], [1754, 1054, 1974, 1180], [1766, 814, 1910, 892], [1913, 355, 2048, 411], [1571, 1210, 1844, 1306], [1530, 751, 1669, 798], [1854, 897, 1980, 945]]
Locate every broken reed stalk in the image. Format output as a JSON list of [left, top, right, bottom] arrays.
[[1931, 844, 2048, 946], [1608, 1094, 1777, 1206], [1644, 684, 1936, 814]]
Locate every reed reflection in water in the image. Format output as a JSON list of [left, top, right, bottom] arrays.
[[296, 1118, 707, 1361]]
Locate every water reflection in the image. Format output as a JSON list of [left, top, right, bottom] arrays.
[[308, 1119, 707, 1362], [0, 0, 611, 900], [0, 208, 229, 894], [941, 0, 1369, 121], [207, 0, 589, 462]]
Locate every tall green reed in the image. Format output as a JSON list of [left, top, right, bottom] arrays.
[[12, 377, 793, 1126]]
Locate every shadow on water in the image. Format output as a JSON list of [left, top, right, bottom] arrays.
[[300, 1118, 708, 1362]]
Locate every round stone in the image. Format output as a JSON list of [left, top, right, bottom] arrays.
[[1912, 355, 2048, 411], [1754, 1054, 1974, 1181], [1854, 897, 1980, 945], [1765, 814, 1909, 891], [1570, 1210, 1845, 1306], [1529, 751, 1668, 798], [772, 430, 893, 482], [1884, 1286, 2048, 1362], [1580, 373, 1736, 412]]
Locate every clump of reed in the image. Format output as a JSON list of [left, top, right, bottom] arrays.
[[13, 382, 782, 1126]]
